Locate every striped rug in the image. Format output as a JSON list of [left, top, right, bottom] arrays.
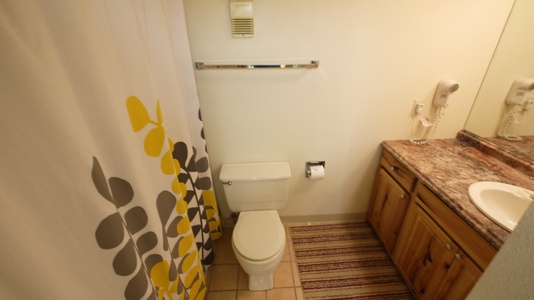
[[289, 222, 413, 299]]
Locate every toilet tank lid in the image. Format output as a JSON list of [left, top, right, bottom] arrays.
[[220, 162, 291, 181]]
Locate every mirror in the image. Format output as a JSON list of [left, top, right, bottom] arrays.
[[464, 0, 534, 161]]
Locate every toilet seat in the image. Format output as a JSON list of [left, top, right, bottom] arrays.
[[233, 210, 285, 261]]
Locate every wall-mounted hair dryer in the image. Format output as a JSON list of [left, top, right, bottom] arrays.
[[433, 79, 460, 108], [505, 77, 534, 106], [411, 79, 460, 145], [497, 77, 534, 141]]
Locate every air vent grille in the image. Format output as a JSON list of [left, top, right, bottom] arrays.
[[231, 18, 254, 37]]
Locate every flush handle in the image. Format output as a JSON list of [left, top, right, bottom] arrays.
[[221, 181, 233, 186]]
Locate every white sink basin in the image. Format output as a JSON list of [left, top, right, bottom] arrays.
[[468, 181, 533, 232]]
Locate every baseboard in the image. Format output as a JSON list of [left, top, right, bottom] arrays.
[[221, 217, 237, 228], [221, 213, 367, 228], [280, 213, 366, 224]]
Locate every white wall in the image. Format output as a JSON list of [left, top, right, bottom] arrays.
[[183, 0, 513, 219]]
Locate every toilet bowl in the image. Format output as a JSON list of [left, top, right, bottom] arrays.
[[219, 162, 291, 291], [232, 210, 286, 291]]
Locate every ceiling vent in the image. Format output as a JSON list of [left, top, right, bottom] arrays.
[[230, 0, 254, 38]]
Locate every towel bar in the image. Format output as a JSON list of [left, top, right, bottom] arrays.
[[195, 60, 319, 70]]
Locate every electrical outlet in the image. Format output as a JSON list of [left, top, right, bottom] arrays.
[[412, 99, 424, 116]]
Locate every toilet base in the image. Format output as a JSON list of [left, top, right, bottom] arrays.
[[231, 210, 286, 291], [248, 273, 274, 291]]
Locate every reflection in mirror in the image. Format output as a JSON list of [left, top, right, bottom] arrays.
[[495, 77, 534, 141], [465, 0, 534, 161]]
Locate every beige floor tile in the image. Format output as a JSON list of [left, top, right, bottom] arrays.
[[281, 242, 291, 262], [207, 290, 236, 300], [205, 265, 213, 290], [237, 265, 249, 290], [274, 262, 294, 288], [214, 241, 238, 265], [288, 239, 296, 262], [218, 227, 234, 244], [209, 264, 239, 291], [291, 261, 301, 287], [284, 225, 292, 241], [209, 224, 302, 298], [266, 287, 297, 300], [237, 290, 267, 300]]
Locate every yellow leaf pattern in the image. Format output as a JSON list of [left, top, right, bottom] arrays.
[[156, 99, 164, 124], [177, 218, 191, 236], [203, 190, 222, 239], [189, 275, 206, 300], [171, 178, 182, 195], [160, 147, 176, 175], [144, 127, 166, 157], [178, 234, 195, 258], [151, 261, 178, 300], [126, 96, 151, 132], [176, 198, 188, 215], [184, 265, 200, 288], [124, 96, 220, 299], [180, 252, 197, 274]]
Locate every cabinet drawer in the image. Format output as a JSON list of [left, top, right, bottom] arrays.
[[414, 182, 497, 270], [381, 150, 416, 192]]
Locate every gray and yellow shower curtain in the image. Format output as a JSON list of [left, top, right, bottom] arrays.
[[0, 1, 221, 299]]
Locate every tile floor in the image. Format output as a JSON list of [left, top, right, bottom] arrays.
[[205, 225, 304, 300]]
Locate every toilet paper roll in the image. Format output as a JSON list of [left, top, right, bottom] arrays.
[[308, 165, 325, 180]]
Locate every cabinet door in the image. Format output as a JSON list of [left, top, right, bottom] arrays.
[[393, 200, 458, 299], [368, 168, 410, 254], [436, 250, 482, 299]]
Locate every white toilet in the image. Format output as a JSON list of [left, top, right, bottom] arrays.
[[219, 162, 291, 291]]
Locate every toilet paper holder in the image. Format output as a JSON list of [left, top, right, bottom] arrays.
[[305, 161, 325, 178]]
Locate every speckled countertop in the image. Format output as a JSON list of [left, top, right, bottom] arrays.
[[485, 135, 534, 164], [382, 135, 534, 250]]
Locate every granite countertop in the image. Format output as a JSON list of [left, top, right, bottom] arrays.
[[485, 135, 534, 164], [382, 138, 534, 250]]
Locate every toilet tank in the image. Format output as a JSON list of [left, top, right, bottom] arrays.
[[219, 162, 291, 212]]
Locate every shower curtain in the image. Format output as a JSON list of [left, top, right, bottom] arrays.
[[0, 1, 221, 299]]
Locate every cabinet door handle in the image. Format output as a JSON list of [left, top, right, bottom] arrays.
[[400, 193, 405, 199], [454, 253, 462, 261], [445, 244, 452, 251]]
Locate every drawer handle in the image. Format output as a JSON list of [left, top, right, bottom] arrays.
[[390, 166, 397, 172], [454, 253, 462, 261], [445, 244, 452, 251]]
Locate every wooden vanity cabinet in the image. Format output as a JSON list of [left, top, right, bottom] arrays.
[[393, 196, 481, 299], [393, 182, 493, 299], [435, 249, 482, 300], [368, 149, 497, 299], [411, 182, 496, 270], [368, 150, 415, 254]]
